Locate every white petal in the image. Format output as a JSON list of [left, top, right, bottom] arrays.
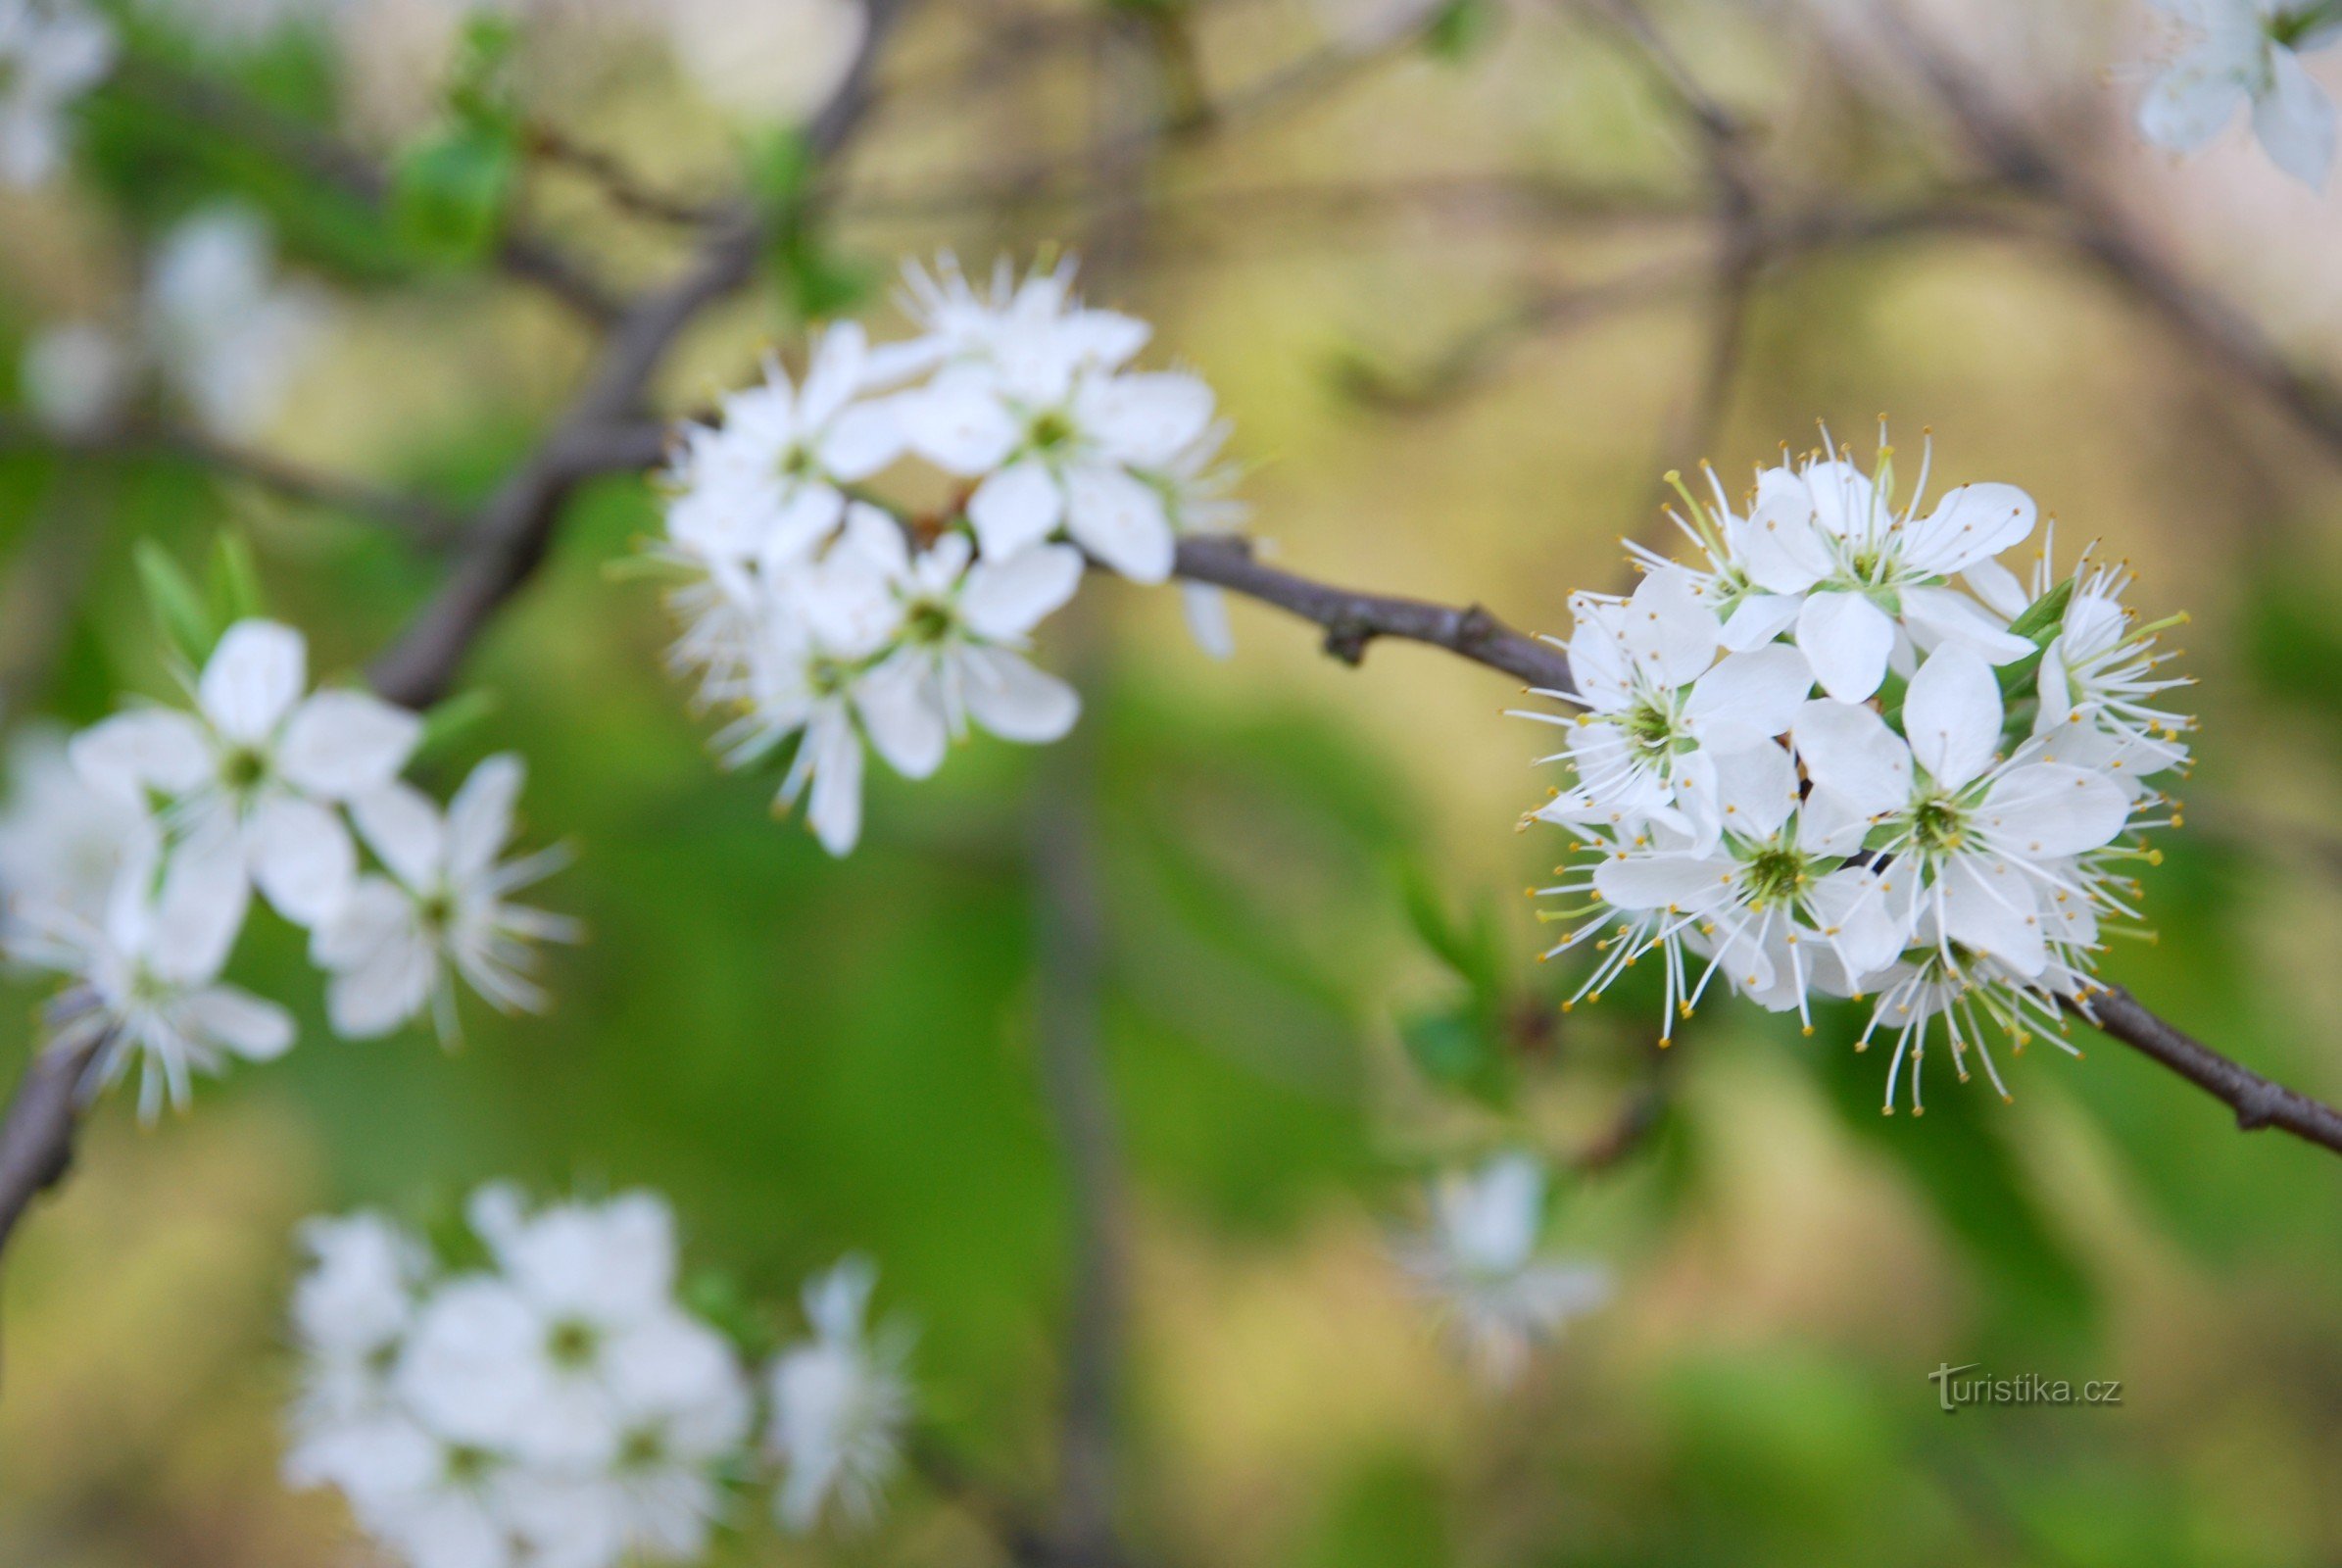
[[805, 711, 864, 857], [200, 620, 308, 743], [1718, 591, 1803, 651], [1963, 557, 2028, 620], [1795, 592, 1895, 702], [1592, 852, 1735, 912], [1902, 645, 2003, 791], [1940, 856, 2047, 979], [1795, 786, 1873, 858], [1686, 645, 1811, 751], [1802, 460, 1878, 541], [184, 985, 295, 1060], [1181, 583, 1235, 660], [959, 544, 1084, 640], [1621, 568, 1719, 689], [957, 646, 1080, 743], [351, 782, 447, 889], [1902, 482, 2037, 575], [2139, 42, 2250, 152], [1791, 699, 1911, 818], [72, 710, 212, 798], [146, 824, 251, 983], [798, 319, 867, 431], [854, 656, 948, 780], [1062, 463, 1174, 584], [1978, 763, 2130, 858], [446, 755, 523, 883], [1073, 370, 1214, 466], [1711, 742, 1799, 839], [275, 691, 422, 800], [896, 368, 1019, 474], [1804, 866, 1910, 977], [966, 459, 1065, 560], [1900, 584, 2032, 663], [249, 791, 358, 926], [817, 399, 904, 481], [1740, 474, 1831, 593], [2256, 43, 2336, 187]]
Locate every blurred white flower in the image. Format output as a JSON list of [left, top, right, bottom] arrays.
[[2138, 0, 2341, 186], [0, 722, 152, 924], [72, 618, 422, 928], [0, 0, 113, 188], [1152, 419, 1248, 660], [665, 322, 906, 573], [1398, 1153, 1612, 1388], [766, 1254, 913, 1535], [9, 825, 290, 1119], [659, 0, 865, 122], [144, 205, 329, 442], [19, 321, 132, 436], [288, 1187, 757, 1568], [312, 754, 577, 1040]]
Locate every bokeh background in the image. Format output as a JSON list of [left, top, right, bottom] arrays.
[[9, 0, 2342, 1562]]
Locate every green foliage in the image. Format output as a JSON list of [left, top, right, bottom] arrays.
[[392, 19, 522, 267], [1424, 0, 1503, 62], [746, 127, 876, 322], [1394, 864, 1516, 1103]]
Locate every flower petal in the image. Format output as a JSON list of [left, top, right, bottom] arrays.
[[957, 646, 1080, 743], [1978, 763, 2130, 858], [2256, 42, 2336, 187], [966, 459, 1065, 560], [446, 755, 523, 884], [351, 782, 447, 889], [1791, 698, 1912, 818], [1062, 463, 1174, 584], [72, 710, 212, 798], [200, 619, 308, 743], [275, 690, 422, 800], [805, 710, 865, 857], [854, 655, 948, 780], [1902, 644, 2003, 791], [959, 544, 1083, 640], [249, 791, 358, 927], [1073, 370, 1214, 466], [1795, 591, 1895, 702], [1686, 644, 1811, 750], [184, 984, 295, 1060]]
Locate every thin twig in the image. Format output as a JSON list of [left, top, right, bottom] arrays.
[[0, 415, 469, 544]]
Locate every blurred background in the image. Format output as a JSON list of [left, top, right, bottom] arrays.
[[8, 0, 2342, 1562]]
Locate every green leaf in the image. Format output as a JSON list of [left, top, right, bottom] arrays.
[[394, 120, 518, 265], [1992, 577, 2076, 709], [135, 540, 219, 667], [207, 531, 268, 627], [744, 126, 816, 215], [1396, 862, 1503, 997], [1398, 999, 1511, 1104], [414, 688, 500, 760], [768, 223, 874, 323]]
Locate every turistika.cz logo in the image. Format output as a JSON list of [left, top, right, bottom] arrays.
[[1927, 1363, 2123, 1413]]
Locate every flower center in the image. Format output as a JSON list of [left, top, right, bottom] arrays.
[[807, 655, 855, 698], [417, 889, 456, 930], [444, 1443, 495, 1485], [1910, 795, 1967, 854], [1027, 409, 1077, 452], [1740, 842, 1809, 906], [903, 599, 955, 646], [220, 746, 268, 791], [616, 1425, 667, 1471], [546, 1317, 600, 1370]]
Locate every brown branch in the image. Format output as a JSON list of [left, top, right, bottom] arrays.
[[0, 415, 469, 544], [524, 123, 724, 229], [2074, 988, 2342, 1148]]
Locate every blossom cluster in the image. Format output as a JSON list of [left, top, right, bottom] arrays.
[[0, 617, 572, 1117], [0, 0, 112, 189], [285, 1188, 915, 1567], [650, 255, 1244, 856], [1523, 430, 2190, 1112], [1395, 1152, 1612, 1388]]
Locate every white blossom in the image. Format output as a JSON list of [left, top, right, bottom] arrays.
[[20, 320, 132, 436], [2138, 0, 2340, 187], [311, 754, 578, 1041], [1527, 427, 2188, 1112], [287, 1187, 757, 1568], [1396, 1153, 1612, 1388], [766, 1254, 913, 1535], [72, 618, 421, 929], [0, 0, 113, 188], [9, 824, 291, 1119], [0, 722, 151, 924], [144, 205, 328, 442]]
